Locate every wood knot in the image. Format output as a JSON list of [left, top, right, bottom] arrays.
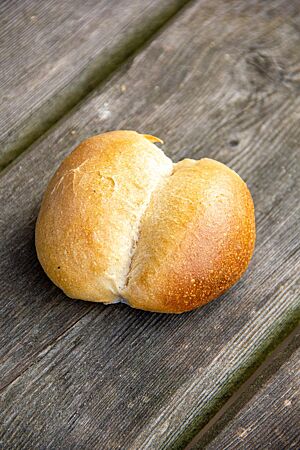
[[236, 50, 285, 93]]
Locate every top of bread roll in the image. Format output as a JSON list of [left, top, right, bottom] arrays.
[[36, 130, 255, 313]]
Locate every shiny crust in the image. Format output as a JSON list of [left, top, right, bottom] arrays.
[[35, 131, 172, 302], [36, 131, 255, 313]]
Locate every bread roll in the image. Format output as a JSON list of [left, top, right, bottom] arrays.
[[36, 130, 255, 313]]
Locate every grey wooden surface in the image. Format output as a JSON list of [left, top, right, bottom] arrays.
[[0, 0, 189, 169], [204, 330, 300, 450], [1, 0, 300, 448]]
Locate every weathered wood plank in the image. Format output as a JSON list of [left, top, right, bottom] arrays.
[[0, 0, 190, 169], [1, 0, 300, 448], [202, 330, 300, 449]]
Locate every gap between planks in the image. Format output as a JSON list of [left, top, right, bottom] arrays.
[[0, 0, 192, 172], [185, 323, 300, 449]]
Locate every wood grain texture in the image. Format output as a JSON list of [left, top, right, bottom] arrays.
[[203, 330, 300, 450], [1, 0, 300, 448], [0, 0, 190, 169]]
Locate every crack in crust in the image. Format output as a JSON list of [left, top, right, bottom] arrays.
[[122, 165, 174, 291]]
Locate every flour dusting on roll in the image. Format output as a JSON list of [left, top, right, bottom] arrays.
[[36, 130, 255, 313]]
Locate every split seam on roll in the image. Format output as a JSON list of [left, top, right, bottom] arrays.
[[121, 165, 174, 293]]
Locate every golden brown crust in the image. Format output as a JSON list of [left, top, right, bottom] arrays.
[[36, 131, 255, 313], [123, 158, 255, 313], [35, 131, 172, 302]]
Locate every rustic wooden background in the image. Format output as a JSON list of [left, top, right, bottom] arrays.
[[0, 0, 299, 449]]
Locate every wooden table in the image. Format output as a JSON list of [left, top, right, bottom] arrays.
[[0, 1, 299, 448]]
